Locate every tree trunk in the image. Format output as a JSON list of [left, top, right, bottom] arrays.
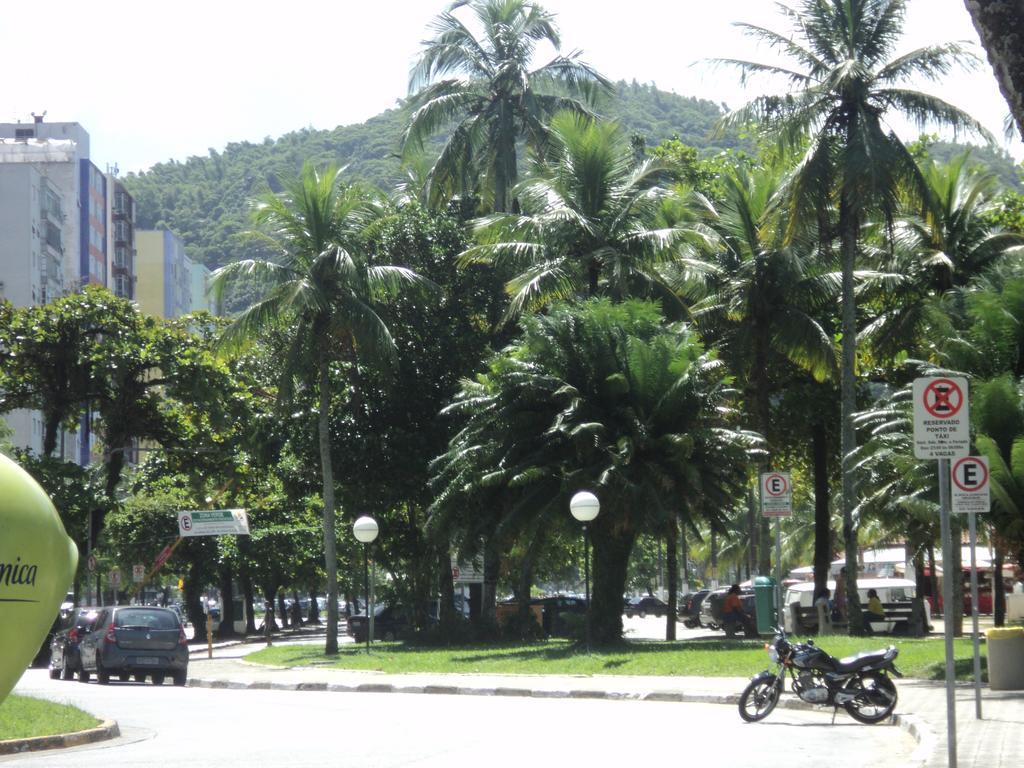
[[812, 421, 832, 601], [307, 589, 321, 624], [993, 537, 1006, 627], [438, 551, 457, 636], [839, 187, 863, 635], [747, 486, 758, 576], [965, 0, 1024, 141], [909, 544, 928, 637], [665, 520, 678, 641], [590, 516, 637, 645], [928, 543, 940, 615], [217, 568, 237, 638], [243, 577, 257, 635], [710, 528, 719, 588], [318, 353, 340, 654], [951, 518, 964, 637], [482, 538, 499, 625]]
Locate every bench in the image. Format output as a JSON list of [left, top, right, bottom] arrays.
[[789, 601, 914, 635]]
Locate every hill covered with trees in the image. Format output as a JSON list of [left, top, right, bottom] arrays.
[[122, 82, 740, 269]]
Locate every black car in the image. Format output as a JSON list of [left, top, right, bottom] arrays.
[[679, 589, 711, 618], [78, 605, 189, 685], [346, 604, 414, 642], [49, 607, 100, 681], [624, 595, 668, 618]]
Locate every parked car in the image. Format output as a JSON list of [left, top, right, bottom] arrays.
[[679, 589, 710, 618], [624, 595, 668, 618], [49, 607, 100, 681], [31, 593, 76, 668], [530, 595, 586, 636], [346, 604, 414, 642], [679, 589, 711, 628], [699, 586, 756, 632], [78, 605, 188, 686]]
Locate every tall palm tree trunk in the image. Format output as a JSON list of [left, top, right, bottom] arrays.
[[839, 189, 863, 634], [665, 520, 678, 641], [318, 353, 340, 654], [812, 421, 832, 600]]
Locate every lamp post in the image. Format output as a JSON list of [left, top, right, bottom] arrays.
[[352, 516, 379, 652], [569, 491, 600, 652]]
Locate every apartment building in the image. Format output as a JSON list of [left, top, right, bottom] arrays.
[[0, 117, 137, 460]]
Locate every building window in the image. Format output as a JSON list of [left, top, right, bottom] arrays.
[[45, 222, 62, 252]]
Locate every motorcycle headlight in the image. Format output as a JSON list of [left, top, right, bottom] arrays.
[[767, 646, 780, 663]]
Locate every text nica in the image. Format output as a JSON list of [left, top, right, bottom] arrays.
[[0, 557, 38, 587]]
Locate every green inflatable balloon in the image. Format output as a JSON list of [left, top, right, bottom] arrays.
[[0, 454, 78, 705]]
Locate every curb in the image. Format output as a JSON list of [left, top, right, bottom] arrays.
[[0, 718, 120, 756]]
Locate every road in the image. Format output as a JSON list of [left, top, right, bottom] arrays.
[[11, 666, 917, 768]]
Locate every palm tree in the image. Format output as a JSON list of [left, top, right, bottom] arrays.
[[431, 299, 761, 643], [404, 0, 609, 212], [464, 111, 715, 319], [973, 376, 1024, 569], [210, 163, 433, 654], [693, 163, 839, 589], [864, 152, 1024, 360], [719, 0, 987, 632]]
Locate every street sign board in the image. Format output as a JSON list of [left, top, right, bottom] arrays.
[[132, 564, 145, 583], [913, 377, 970, 459], [87, 554, 97, 573], [450, 555, 484, 583], [760, 471, 792, 517], [109, 569, 121, 588], [177, 509, 250, 537], [952, 456, 990, 515]]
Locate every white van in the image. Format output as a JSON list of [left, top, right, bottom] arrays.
[[783, 577, 931, 634]]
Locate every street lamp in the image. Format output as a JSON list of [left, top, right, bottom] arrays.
[[569, 491, 600, 652], [352, 516, 379, 652]]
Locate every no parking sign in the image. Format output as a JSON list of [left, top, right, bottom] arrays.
[[760, 471, 792, 517], [951, 456, 990, 515]]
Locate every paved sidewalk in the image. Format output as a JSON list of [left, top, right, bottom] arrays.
[[185, 640, 1024, 768]]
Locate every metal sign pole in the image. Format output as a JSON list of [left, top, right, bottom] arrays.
[[938, 458, 958, 768], [968, 508, 983, 720]]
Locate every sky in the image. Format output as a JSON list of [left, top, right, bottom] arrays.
[[2, 0, 1018, 175]]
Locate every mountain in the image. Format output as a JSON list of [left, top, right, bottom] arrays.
[[122, 82, 737, 270], [122, 81, 1019, 272]]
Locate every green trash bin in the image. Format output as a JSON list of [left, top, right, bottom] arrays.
[[753, 576, 777, 635]]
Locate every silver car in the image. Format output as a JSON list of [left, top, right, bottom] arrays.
[[78, 606, 189, 686]]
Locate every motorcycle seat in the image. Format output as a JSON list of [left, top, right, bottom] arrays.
[[835, 646, 895, 672]]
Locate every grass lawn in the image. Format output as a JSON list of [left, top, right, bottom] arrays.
[[247, 636, 983, 681], [0, 695, 100, 741]]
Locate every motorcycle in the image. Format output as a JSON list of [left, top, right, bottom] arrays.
[[738, 627, 901, 724]]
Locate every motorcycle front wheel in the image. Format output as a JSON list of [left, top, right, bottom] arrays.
[[843, 672, 898, 724], [738, 676, 780, 722]]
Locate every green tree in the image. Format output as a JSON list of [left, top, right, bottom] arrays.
[[465, 112, 711, 318], [720, 0, 986, 632], [404, 0, 609, 212], [865, 152, 1024, 361], [432, 300, 760, 643], [0, 287, 125, 457], [693, 163, 838, 585], [973, 376, 1024, 565], [210, 163, 433, 654]]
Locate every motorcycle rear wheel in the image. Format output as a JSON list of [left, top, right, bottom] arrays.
[[843, 672, 897, 724], [738, 677, 780, 722]]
